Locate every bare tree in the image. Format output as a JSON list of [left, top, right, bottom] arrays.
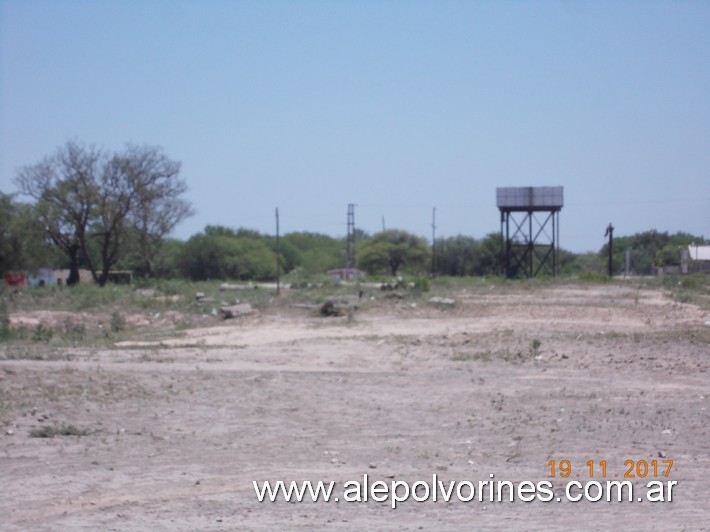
[[15, 141, 192, 286], [16, 142, 100, 284], [122, 145, 194, 276]]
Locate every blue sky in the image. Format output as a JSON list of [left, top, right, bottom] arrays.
[[1, 0, 708, 252]]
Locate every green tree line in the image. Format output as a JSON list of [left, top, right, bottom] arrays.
[[6, 192, 705, 282], [3, 142, 707, 284]]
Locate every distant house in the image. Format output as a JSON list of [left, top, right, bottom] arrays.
[[27, 268, 55, 287], [685, 244, 710, 274], [53, 269, 133, 285], [4, 268, 132, 287], [4, 270, 55, 287], [53, 269, 95, 286], [105, 270, 133, 284], [688, 244, 710, 261]]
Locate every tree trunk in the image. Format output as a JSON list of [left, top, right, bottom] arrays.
[[67, 243, 80, 286], [144, 259, 152, 277]]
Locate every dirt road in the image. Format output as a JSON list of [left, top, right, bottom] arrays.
[[1, 283, 708, 530]]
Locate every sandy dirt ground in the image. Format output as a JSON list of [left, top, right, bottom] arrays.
[[1, 283, 709, 530]]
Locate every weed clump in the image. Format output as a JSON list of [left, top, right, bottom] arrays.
[[578, 272, 610, 283], [110, 311, 126, 333], [31, 324, 53, 343], [0, 298, 10, 340], [29, 424, 91, 438]]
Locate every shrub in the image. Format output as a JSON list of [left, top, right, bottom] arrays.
[[31, 323, 53, 343], [411, 277, 430, 292], [63, 319, 86, 342], [110, 311, 126, 333], [577, 271, 610, 283], [0, 298, 10, 340], [30, 424, 90, 438]]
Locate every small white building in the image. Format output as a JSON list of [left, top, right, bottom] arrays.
[[688, 244, 710, 261], [685, 244, 710, 274], [53, 269, 95, 285], [27, 268, 55, 287]]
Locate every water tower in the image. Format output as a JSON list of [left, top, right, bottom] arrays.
[[497, 186, 563, 278]]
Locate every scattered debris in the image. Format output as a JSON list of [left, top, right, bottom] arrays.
[[380, 278, 406, 291], [219, 303, 253, 320], [219, 283, 254, 292], [428, 297, 456, 307], [319, 301, 344, 317]]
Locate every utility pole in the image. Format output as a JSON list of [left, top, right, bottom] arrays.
[[604, 223, 614, 277], [381, 216, 386, 232], [275, 208, 280, 295], [346, 204, 355, 271], [431, 207, 436, 276]]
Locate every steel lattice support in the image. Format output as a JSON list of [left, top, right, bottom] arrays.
[[496, 186, 563, 279], [500, 208, 561, 279]]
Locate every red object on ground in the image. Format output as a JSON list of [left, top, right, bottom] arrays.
[[3, 273, 26, 286]]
